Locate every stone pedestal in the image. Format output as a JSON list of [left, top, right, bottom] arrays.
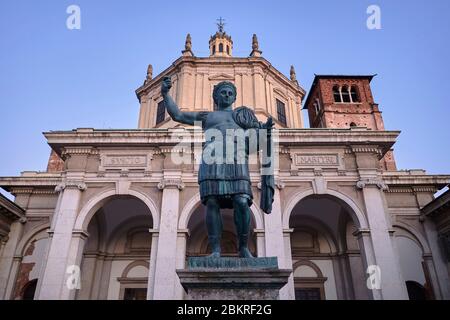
[[177, 257, 291, 300]]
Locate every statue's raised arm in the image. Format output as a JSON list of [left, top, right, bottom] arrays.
[[161, 76, 204, 125]]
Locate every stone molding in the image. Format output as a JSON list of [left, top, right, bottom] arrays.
[[9, 188, 33, 195], [350, 146, 383, 155], [61, 147, 98, 160], [72, 229, 90, 240], [352, 228, 371, 238]]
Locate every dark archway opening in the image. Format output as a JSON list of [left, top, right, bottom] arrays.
[[22, 279, 38, 300]]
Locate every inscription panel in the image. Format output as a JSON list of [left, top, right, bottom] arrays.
[[103, 155, 147, 167], [99, 151, 153, 172], [295, 154, 339, 166]]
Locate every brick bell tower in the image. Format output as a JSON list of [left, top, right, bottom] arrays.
[[304, 75, 396, 171]]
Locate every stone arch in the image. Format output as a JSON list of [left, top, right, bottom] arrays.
[[293, 259, 325, 278], [290, 216, 338, 254], [282, 189, 368, 230], [178, 192, 264, 230], [393, 221, 431, 255], [105, 217, 153, 253], [15, 222, 50, 256], [74, 188, 159, 231], [121, 260, 150, 278]]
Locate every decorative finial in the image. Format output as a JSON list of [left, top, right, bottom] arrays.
[[145, 64, 153, 84], [290, 65, 299, 86], [185, 33, 192, 51], [216, 17, 226, 33], [249, 33, 262, 57], [182, 33, 194, 56], [252, 34, 259, 51]]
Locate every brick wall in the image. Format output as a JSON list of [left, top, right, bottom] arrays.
[[46, 150, 64, 172]]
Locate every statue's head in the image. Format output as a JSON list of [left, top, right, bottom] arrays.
[[213, 81, 237, 109]]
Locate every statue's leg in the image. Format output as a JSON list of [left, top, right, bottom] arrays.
[[232, 195, 253, 258], [205, 197, 222, 258]]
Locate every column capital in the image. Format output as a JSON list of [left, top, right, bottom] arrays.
[[356, 178, 388, 191], [157, 179, 185, 190], [55, 181, 87, 193]]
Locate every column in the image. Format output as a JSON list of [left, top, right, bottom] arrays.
[[146, 230, 159, 299], [0, 220, 25, 299], [357, 180, 409, 299], [264, 189, 286, 263], [354, 229, 382, 300], [282, 229, 295, 300], [254, 229, 265, 257], [175, 230, 188, 300], [151, 177, 183, 299], [264, 185, 292, 299], [36, 181, 87, 300], [422, 219, 450, 299]]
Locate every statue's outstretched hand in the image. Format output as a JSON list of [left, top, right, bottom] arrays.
[[161, 76, 172, 95], [263, 116, 274, 130]]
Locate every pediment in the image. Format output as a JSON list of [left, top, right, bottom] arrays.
[[208, 73, 235, 81], [273, 87, 288, 99]]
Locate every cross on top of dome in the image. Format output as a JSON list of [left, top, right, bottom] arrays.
[[216, 17, 226, 33]]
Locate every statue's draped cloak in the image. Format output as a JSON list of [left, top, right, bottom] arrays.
[[198, 106, 274, 213]]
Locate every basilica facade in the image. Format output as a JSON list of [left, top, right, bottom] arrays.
[[0, 28, 449, 300]]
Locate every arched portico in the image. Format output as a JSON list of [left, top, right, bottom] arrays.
[[282, 189, 369, 230], [36, 186, 158, 300], [75, 188, 159, 232], [76, 195, 154, 300], [286, 192, 369, 300]]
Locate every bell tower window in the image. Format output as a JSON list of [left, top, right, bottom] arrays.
[[333, 86, 342, 103], [341, 86, 351, 103], [350, 86, 359, 102]]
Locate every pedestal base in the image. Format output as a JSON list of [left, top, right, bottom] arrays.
[[177, 257, 291, 300]]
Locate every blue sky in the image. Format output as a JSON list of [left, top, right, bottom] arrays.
[[1, 0, 449, 183]]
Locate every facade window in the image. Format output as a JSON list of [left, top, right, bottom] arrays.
[[295, 288, 322, 300], [333, 86, 342, 103], [313, 102, 319, 116], [350, 86, 359, 102], [226, 45, 230, 54], [156, 101, 165, 125], [276, 99, 287, 126], [313, 98, 321, 116], [341, 86, 351, 103], [219, 43, 224, 52], [123, 288, 147, 300], [350, 122, 357, 127], [212, 45, 216, 54]]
